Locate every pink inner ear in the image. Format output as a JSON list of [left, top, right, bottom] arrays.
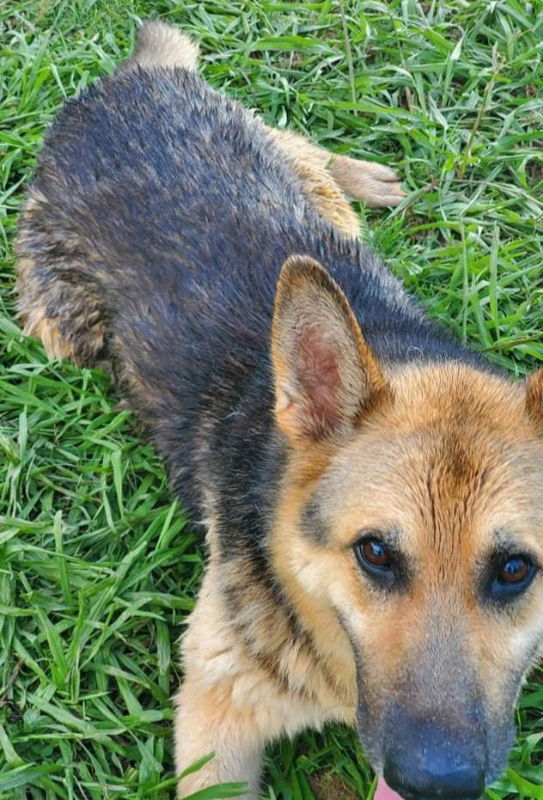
[[297, 322, 341, 430], [374, 777, 404, 800]]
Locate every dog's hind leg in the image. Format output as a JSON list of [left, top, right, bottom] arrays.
[[266, 128, 363, 238], [15, 189, 107, 366], [269, 128, 405, 224], [15, 23, 199, 367]]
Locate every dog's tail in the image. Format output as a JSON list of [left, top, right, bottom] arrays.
[[130, 20, 199, 70]]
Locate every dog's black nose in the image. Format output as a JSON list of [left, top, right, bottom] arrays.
[[383, 719, 485, 800], [384, 757, 484, 800]]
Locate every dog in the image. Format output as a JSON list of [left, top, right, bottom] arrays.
[[15, 20, 543, 800]]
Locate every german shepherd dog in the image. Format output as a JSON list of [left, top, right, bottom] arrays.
[[15, 20, 543, 800]]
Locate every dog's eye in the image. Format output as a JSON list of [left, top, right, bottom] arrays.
[[490, 554, 537, 601], [498, 556, 530, 584], [361, 538, 391, 569], [354, 535, 408, 590], [354, 536, 394, 582]]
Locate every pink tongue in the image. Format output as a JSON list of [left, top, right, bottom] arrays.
[[374, 777, 404, 800]]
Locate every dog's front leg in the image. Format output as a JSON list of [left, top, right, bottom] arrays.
[[174, 672, 264, 797], [174, 565, 321, 798]]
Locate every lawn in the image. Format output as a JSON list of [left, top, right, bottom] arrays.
[[0, 0, 542, 798]]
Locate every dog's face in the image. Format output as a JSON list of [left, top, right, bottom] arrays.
[[271, 256, 543, 800]]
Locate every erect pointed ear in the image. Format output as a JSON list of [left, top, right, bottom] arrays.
[[271, 255, 389, 445], [526, 369, 543, 427]]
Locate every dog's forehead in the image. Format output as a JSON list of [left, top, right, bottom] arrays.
[[318, 393, 543, 553]]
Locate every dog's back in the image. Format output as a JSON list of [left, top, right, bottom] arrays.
[[21, 64, 410, 334], [16, 60, 474, 495]]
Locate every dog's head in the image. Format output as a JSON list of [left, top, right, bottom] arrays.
[[270, 255, 543, 800]]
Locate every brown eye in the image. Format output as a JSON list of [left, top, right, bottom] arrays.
[[361, 538, 392, 569], [486, 551, 537, 603], [354, 535, 405, 590], [498, 556, 530, 584]]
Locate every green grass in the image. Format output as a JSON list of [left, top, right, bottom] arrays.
[[1, 0, 542, 798]]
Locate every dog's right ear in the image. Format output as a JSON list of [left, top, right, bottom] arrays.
[[271, 255, 389, 446]]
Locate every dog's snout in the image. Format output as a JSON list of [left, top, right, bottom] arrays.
[[383, 716, 485, 800]]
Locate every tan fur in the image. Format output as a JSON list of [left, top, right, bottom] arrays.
[[16, 244, 76, 360], [20, 306, 75, 361], [131, 20, 200, 69], [270, 129, 405, 224], [268, 131, 362, 238], [175, 559, 355, 798], [329, 154, 405, 208]]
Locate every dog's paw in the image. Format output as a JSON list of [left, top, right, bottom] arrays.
[[329, 155, 406, 209]]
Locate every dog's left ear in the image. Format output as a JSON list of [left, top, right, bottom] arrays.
[[526, 369, 543, 428], [271, 255, 389, 445]]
